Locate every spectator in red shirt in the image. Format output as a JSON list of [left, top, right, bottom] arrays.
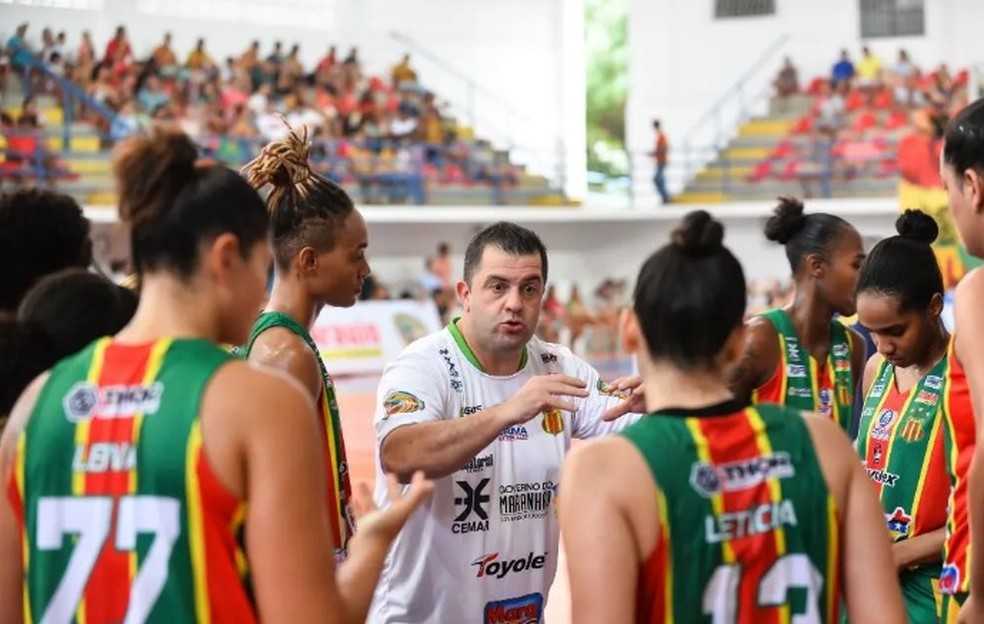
[[898, 109, 942, 188], [651, 119, 670, 204], [103, 26, 131, 66]]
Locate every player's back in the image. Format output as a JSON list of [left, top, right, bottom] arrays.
[[9, 337, 256, 624], [622, 401, 839, 624]]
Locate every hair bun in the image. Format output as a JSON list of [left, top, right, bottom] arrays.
[[242, 118, 313, 194], [764, 196, 807, 244], [895, 209, 939, 244], [671, 210, 725, 257], [113, 127, 198, 227]]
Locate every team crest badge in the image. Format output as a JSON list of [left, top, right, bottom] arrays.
[[900, 418, 925, 443], [541, 409, 565, 435], [885, 507, 912, 541], [940, 564, 960, 595], [383, 390, 425, 418]]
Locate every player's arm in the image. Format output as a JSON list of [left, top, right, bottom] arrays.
[[893, 527, 945, 570], [559, 437, 657, 624], [247, 328, 322, 400], [850, 327, 869, 400], [954, 270, 984, 600], [861, 352, 883, 400], [726, 316, 779, 404], [0, 373, 48, 624], [806, 415, 906, 624], [234, 368, 428, 624], [378, 360, 587, 483]]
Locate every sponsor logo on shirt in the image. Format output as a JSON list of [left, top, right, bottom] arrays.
[[834, 359, 852, 372], [464, 454, 495, 474], [940, 564, 961, 595], [832, 343, 850, 358], [872, 442, 884, 465], [63, 382, 164, 423], [499, 481, 554, 522], [596, 379, 628, 400], [818, 388, 833, 417], [866, 468, 900, 487], [540, 352, 557, 364], [786, 364, 807, 379], [472, 552, 548, 579], [439, 348, 464, 393], [484, 593, 544, 624], [382, 390, 425, 418], [786, 340, 801, 363], [871, 409, 896, 440], [885, 506, 912, 541], [788, 387, 813, 399], [925, 375, 943, 390], [453, 478, 491, 534], [689, 452, 795, 498], [704, 500, 798, 544], [498, 425, 529, 442], [870, 383, 887, 399], [915, 390, 939, 406], [460, 404, 484, 417], [541, 409, 564, 435]]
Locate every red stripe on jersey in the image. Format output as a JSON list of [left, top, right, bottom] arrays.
[[944, 347, 975, 594]]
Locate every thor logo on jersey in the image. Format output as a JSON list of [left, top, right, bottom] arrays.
[[63, 381, 164, 422], [689, 452, 795, 497]]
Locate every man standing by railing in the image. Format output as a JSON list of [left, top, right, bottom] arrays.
[[651, 118, 671, 204]]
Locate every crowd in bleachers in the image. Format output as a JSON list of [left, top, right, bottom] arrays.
[[1, 23, 520, 195], [755, 46, 971, 195]]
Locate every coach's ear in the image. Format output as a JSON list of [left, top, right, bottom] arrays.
[[619, 308, 641, 355], [455, 279, 471, 312]]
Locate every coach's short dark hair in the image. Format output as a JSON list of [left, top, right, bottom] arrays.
[[463, 222, 548, 284]]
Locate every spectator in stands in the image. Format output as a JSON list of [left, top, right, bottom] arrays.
[[391, 53, 418, 89], [773, 56, 799, 111], [651, 119, 670, 204], [816, 80, 846, 138], [15, 96, 40, 129], [418, 258, 443, 295], [39, 28, 55, 64], [316, 44, 338, 87], [831, 48, 854, 87], [48, 31, 66, 64], [277, 44, 304, 95], [7, 24, 31, 74], [73, 31, 95, 85], [137, 74, 169, 114], [432, 242, 453, 289], [103, 25, 131, 66], [0, 189, 92, 319], [152, 32, 178, 74], [266, 40, 284, 68], [390, 105, 418, 141], [888, 48, 917, 107], [855, 46, 883, 101], [342, 46, 361, 91], [238, 40, 262, 85], [186, 38, 214, 72]]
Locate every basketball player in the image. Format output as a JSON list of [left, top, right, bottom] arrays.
[[368, 222, 640, 623], [729, 197, 867, 433], [240, 122, 370, 562], [938, 97, 984, 624], [0, 188, 92, 319], [559, 210, 905, 623], [854, 210, 956, 623], [0, 128, 431, 623]]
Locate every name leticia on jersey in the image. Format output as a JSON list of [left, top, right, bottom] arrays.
[[705, 499, 798, 544]]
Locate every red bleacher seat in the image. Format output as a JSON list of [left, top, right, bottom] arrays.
[[747, 161, 773, 183], [792, 115, 814, 135], [806, 78, 827, 96], [845, 91, 866, 112], [779, 160, 801, 181], [769, 139, 794, 159], [885, 110, 909, 130], [875, 158, 899, 178], [852, 111, 877, 133], [956, 69, 970, 87], [872, 90, 893, 110]]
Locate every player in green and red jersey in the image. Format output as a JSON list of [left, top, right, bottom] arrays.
[[240, 122, 371, 562], [854, 210, 958, 622], [559, 210, 904, 624], [729, 197, 867, 434], [938, 97, 984, 624], [0, 127, 431, 623]]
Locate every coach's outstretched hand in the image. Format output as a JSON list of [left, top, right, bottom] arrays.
[[504, 374, 589, 425], [602, 375, 646, 421], [352, 471, 434, 542]]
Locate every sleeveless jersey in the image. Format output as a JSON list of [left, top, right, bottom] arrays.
[[940, 336, 975, 596], [855, 354, 949, 581], [753, 309, 855, 432], [624, 402, 840, 624], [243, 311, 354, 560], [7, 338, 255, 623]]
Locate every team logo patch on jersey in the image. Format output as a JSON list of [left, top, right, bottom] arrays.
[[596, 379, 629, 400], [885, 507, 912, 541], [689, 452, 795, 498], [837, 384, 851, 406], [382, 390, 425, 418], [940, 564, 961, 595], [63, 382, 164, 422], [900, 417, 925, 443], [871, 409, 896, 440], [541, 409, 564, 435], [484, 592, 544, 624]]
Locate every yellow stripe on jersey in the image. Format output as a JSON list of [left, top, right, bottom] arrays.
[[826, 496, 839, 624], [686, 419, 735, 564], [186, 421, 211, 624], [321, 391, 344, 546], [128, 339, 172, 583], [747, 408, 791, 624], [16, 433, 33, 624], [656, 485, 674, 624], [910, 410, 945, 536], [231, 502, 249, 579]]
